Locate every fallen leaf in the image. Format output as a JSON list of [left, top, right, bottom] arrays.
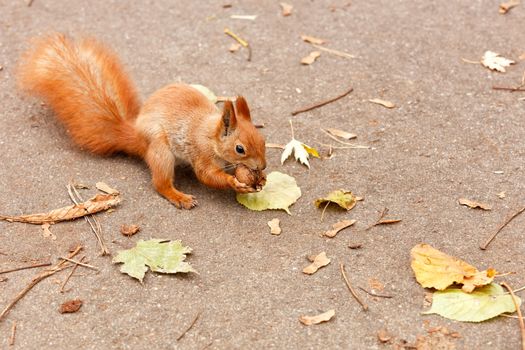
[[323, 128, 357, 140], [303, 252, 330, 274], [113, 239, 195, 282], [377, 329, 392, 343], [267, 218, 281, 235], [120, 224, 140, 237], [458, 198, 491, 210], [301, 34, 325, 45], [301, 144, 320, 158], [323, 219, 356, 238], [0, 193, 120, 224], [315, 190, 357, 210], [228, 42, 241, 52], [497, 191, 506, 199], [423, 283, 521, 322], [236, 172, 301, 214], [481, 51, 515, 72], [59, 299, 82, 314], [368, 278, 384, 292], [95, 182, 119, 195], [499, 0, 520, 14], [41, 223, 57, 240], [190, 84, 218, 103], [301, 51, 321, 65], [280, 2, 293, 16], [369, 98, 395, 109], [411, 243, 495, 292], [299, 309, 335, 325], [281, 139, 312, 168]]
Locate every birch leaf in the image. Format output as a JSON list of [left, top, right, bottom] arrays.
[[236, 172, 301, 214], [281, 139, 311, 168], [314, 190, 356, 210], [113, 239, 195, 282], [423, 283, 520, 322], [481, 51, 515, 72]]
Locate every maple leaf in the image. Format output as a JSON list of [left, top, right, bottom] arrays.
[[113, 239, 195, 282], [481, 51, 515, 72], [281, 139, 313, 168]]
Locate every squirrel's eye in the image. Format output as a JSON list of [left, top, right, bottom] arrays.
[[235, 145, 245, 154]]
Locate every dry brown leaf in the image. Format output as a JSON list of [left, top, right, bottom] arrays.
[[458, 198, 491, 210], [481, 51, 515, 72], [323, 128, 357, 140], [0, 193, 121, 224], [377, 329, 392, 343], [298, 309, 335, 325], [120, 224, 140, 237], [368, 278, 385, 292], [267, 218, 281, 235], [323, 219, 356, 238], [95, 182, 119, 195], [41, 223, 57, 240], [280, 2, 293, 16], [301, 51, 321, 65], [301, 35, 325, 45], [499, 0, 520, 14], [228, 42, 241, 52], [303, 252, 330, 274], [369, 98, 395, 108], [59, 299, 82, 314]]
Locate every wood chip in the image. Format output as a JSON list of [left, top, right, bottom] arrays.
[[0, 193, 120, 224], [323, 128, 357, 140], [280, 2, 293, 16], [267, 218, 281, 235], [369, 98, 395, 109], [323, 219, 356, 238], [59, 299, 83, 313], [301, 35, 325, 45], [301, 51, 321, 65], [458, 198, 492, 210], [120, 224, 140, 236], [499, 0, 520, 14], [41, 223, 57, 240], [303, 252, 330, 274], [299, 309, 335, 325], [95, 182, 119, 195]]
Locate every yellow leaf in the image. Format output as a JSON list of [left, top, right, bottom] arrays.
[[410, 244, 494, 291]]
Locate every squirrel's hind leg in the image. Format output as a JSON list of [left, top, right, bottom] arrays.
[[145, 137, 197, 209]]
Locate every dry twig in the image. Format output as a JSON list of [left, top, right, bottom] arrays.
[[340, 263, 368, 311], [0, 246, 82, 322], [500, 282, 525, 350], [58, 257, 99, 271], [481, 205, 525, 250], [357, 286, 394, 298], [60, 256, 85, 293], [492, 86, 525, 92], [0, 262, 51, 275], [9, 321, 17, 345], [177, 311, 202, 341], [291, 87, 353, 116], [311, 44, 355, 59]]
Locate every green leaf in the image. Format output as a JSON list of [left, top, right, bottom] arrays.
[[190, 84, 218, 103], [236, 171, 301, 214], [314, 190, 356, 210], [113, 239, 196, 282], [423, 283, 521, 322]]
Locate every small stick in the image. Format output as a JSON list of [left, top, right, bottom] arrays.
[[60, 256, 85, 293], [291, 87, 353, 116], [320, 202, 330, 222], [311, 44, 355, 59], [501, 282, 525, 350], [340, 263, 368, 311], [177, 311, 202, 341], [0, 245, 81, 322], [357, 286, 393, 299], [9, 321, 16, 346], [224, 28, 251, 62], [481, 205, 525, 250], [317, 142, 371, 150], [58, 257, 99, 271], [461, 58, 480, 64], [0, 262, 52, 275], [492, 86, 525, 92]]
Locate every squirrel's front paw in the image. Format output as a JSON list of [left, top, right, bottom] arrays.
[[230, 176, 257, 193], [172, 194, 198, 209]]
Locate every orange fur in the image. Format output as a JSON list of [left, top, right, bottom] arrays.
[[18, 34, 267, 209]]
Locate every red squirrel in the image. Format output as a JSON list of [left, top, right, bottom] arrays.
[[18, 33, 267, 209]]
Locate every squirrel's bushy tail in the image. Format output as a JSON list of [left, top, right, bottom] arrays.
[[18, 33, 148, 157]]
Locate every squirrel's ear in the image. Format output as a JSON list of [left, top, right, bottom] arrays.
[[235, 96, 251, 122], [221, 100, 237, 136]]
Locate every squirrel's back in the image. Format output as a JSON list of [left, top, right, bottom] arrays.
[[18, 33, 147, 157]]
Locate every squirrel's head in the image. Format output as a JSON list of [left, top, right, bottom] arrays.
[[215, 97, 266, 171]]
